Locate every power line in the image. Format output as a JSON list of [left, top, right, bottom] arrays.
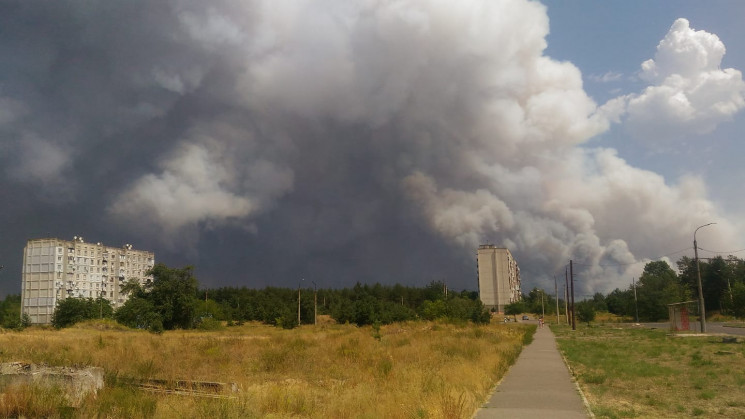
[[571, 246, 693, 269], [697, 247, 745, 255]]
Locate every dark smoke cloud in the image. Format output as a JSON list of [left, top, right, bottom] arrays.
[[1, 1, 742, 298]]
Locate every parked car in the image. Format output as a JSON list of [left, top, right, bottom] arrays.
[[522, 315, 529, 320]]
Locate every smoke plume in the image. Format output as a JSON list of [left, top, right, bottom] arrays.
[[1, 1, 743, 295]]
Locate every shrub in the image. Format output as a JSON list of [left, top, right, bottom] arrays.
[[52, 297, 113, 329], [576, 301, 596, 324], [196, 317, 224, 331]]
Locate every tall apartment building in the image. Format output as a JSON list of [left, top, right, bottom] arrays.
[[21, 237, 155, 325], [477, 244, 521, 313]]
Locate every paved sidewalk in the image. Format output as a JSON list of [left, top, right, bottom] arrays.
[[474, 324, 590, 418]]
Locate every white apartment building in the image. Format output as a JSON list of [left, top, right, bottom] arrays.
[[477, 244, 521, 313], [21, 237, 155, 325]]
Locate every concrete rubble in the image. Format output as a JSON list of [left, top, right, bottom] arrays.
[[0, 362, 104, 406]]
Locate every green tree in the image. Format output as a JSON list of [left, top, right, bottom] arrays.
[[470, 299, 491, 324], [0, 294, 24, 329], [146, 264, 199, 329], [52, 297, 113, 329], [504, 301, 528, 319], [114, 297, 161, 331], [637, 261, 687, 321], [731, 282, 745, 318], [702, 256, 730, 314], [576, 301, 596, 324], [605, 288, 634, 317], [420, 300, 447, 320], [114, 264, 199, 331], [676, 256, 697, 296], [590, 293, 607, 312]]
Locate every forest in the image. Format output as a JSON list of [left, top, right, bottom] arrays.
[[3, 254, 743, 331], [1, 264, 489, 331], [513, 255, 745, 322]]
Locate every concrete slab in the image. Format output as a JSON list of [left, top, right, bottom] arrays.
[[473, 325, 591, 418], [0, 362, 104, 406]]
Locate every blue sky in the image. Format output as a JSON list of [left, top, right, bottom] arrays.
[[547, 1, 745, 216]]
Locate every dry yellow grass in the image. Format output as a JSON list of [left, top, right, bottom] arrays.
[[0, 320, 532, 418]]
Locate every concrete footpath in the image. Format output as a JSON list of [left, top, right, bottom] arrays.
[[474, 324, 591, 419]]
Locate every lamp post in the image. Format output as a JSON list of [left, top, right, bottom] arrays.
[[694, 223, 716, 333], [298, 278, 304, 325], [632, 277, 639, 324], [554, 275, 560, 325], [312, 281, 317, 326]]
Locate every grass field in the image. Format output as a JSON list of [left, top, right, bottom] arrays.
[[553, 324, 745, 418], [0, 320, 534, 418]]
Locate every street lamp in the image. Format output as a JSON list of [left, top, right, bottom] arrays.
[[311, 281, 317, 326], [694, 223, 716, 333], [298, 278, 304, 325]]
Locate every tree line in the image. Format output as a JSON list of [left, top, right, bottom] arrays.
[[9, 254, 739, 330], [27, 263, 490, 331], [0, 294, 30, 330], [506, 255, 745, 322]]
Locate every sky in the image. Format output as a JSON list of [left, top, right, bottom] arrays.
[[1, 0, 744, 299]]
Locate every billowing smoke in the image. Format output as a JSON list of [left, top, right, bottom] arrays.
[[1, 1, 743, 295]]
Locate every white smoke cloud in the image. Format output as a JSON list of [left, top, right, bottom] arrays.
[[0, 96, 27, 125], [8, 134, 71, 186], [111, 144, 253, 231], [610, 18, 745, 141], [4, 1, 744, 295], [109, 1, 744, 293], [109, 125, 294, 238]]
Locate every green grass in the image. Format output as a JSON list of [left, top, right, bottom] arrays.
[[553, 324, 745, 418]]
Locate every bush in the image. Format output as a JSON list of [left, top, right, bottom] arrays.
[[196, 317, 224, 331], [2, 313, 30, 331], [276, 312, 299, 329], [52, 297, 113, 329], [114, 297, 161, 331], [576, 301, 596, 324]]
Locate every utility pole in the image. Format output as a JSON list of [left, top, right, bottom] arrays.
[[632, 277, 639, 323], [570, 260, 576, 331], [554, 275, 560, 325], [298, 278, 304, 325], [312, 281, 317, 326], [694, 223, 715, 333], [541, 289, 545, 319], [564, 267, 569, 324]]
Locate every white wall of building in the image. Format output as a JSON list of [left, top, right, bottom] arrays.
[[21, 237, 154, 325], [477, 245, 521, 313]]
